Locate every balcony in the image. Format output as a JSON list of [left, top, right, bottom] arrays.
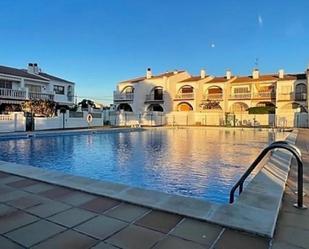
[[113, 91, 134, 102], [203, 93, 223, 101], [29, 92, 54, 101], [229, 93, 251, 100], [145, 94, 164, 103], [0, 88, 26, 100], [174, 93, 194, 100], [253, 91, 276, 99]]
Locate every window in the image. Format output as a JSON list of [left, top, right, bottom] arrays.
[[234, 87, 249, 93], [26, 84, 41, 93], [54, 85, 65, 95], [0, 79, 13, 89]]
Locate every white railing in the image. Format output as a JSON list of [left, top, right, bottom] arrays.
[[229, 93, 251, 99], [0, 88, 26, 99], [113, 91, 134, 101], [29, 92, 54, 101], [175, 92, 194, 99], [253, 92, 276, 99], [145, 94, 164, 102], [203, 93, 223, 100], [0, 114, 13, 121]]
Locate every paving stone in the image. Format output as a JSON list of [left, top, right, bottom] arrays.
[[79, 197, 120, 214], [23, 182, 55, 193], [0, 236, 23, 249], [32, 229, 97, 249], [277, 211, 309, 230], [152, 235, 207, 249], [0, 171, 10, 178], [75, 215, 127, 240], [214, 229, 269, 249], [48, 208, 97, 228], [106, 224, 164, 249], [0, 175, 24, 184], [171, 218, 223, 246], [0, 205, 39, 233], [0, 190, 30, 202], [6, 179, 39, 188], [26, 200, 72, 218], [271, 240, 305, 249], [0, 184, 15, 195], [273, 225, 309, 249], [7, 195, 43, 209], [92, 242, 119, 249], [58, 191, 96, 206], [6, 220, 66, 247], [134, 210, 183, 233], [105, 203, 150, 222], [39, 186, 76, 200]]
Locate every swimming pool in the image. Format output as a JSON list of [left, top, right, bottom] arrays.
[[0, 128, 287, 203]]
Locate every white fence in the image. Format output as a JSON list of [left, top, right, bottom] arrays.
[[109, 111, 165, 126], [0, 113, 26, 133], [35, 111, 104, 130]]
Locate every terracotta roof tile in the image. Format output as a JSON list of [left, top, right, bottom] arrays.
[[0, 65, 49, 81], [120, 71, 185, 83]]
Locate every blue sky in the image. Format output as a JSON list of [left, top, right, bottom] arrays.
[[0, 0, 308, 104]]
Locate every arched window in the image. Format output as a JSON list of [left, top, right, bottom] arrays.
[[295, 84, 307, 101], [121, 86, 134, 94], [177, 102, 193, 112]]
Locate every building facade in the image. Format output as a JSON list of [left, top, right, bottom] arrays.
[[113, 67, 309, 127], [0, 63, 75, 113]]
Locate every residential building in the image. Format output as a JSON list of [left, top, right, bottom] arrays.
[[113, 67, 309, 127], [0, 63, 75, 113]]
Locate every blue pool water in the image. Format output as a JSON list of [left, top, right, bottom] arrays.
[[0, 128, 286, 203]]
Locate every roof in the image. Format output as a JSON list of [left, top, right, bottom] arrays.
[[0, 65, 49, 81], [286, 73, 306, 80], [206, 76, 234, 83], [0, 65, 74, 84], [120, 70, 185, 83], [179, 76, 205, 83], [38, 72, 74, 84]]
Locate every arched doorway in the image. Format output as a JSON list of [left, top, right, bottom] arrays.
[[205, 86, 223, 100], [151, 87, 163, 100], [117, 103, 133, 112], [177, 85, 194, 99], [177, 102, 193, 111], [230, 102, 249, 113], [147, 104, 164, 112]]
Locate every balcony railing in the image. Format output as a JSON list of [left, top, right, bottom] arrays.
[[203, 93, 223, 100], [114, 92, 134, 101], [0, 88, 26, 99], [175, 92, 194, 100], [253, 91, 276, 99], [145, 94, 164, 102], [229, 93, 251, 100], [295, 93, 307, 101], [29, 92, 54, 101]]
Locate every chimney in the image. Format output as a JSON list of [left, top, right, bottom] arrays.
[[146, 68, 152, 79], [252, 68, 259, 79], [27, 63, 34, 74], [226, 69, 232, 80], [200, 69, 206, 79], [278, 69, 284, 79], [173, 69, 178, 75], [33, 63, 39, 74]]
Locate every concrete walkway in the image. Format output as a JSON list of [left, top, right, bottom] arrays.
[[271, 129, 309, 249], [0, 129, 308, 248]]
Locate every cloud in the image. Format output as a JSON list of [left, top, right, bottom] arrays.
[[258, 15, 263, 27]]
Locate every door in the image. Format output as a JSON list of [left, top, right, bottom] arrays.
[[154, 88, 163, 100], [25, 112, 34, 131]]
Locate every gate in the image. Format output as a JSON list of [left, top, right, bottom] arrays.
[[25, 112, 34, 131]]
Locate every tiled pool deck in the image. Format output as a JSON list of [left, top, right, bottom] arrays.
[[0, 129, 308, 248]]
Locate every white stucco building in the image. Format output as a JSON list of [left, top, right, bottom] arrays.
[[0, 63, 75, 112]]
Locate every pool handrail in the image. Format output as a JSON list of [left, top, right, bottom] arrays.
[[229, 140, 306, 209]]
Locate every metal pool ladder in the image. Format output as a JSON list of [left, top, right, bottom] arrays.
[[229, 140, 307, 209]]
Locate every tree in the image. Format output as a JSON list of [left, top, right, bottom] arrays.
[[22, 100, 56, 117], [78, 99, 95, 109]]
